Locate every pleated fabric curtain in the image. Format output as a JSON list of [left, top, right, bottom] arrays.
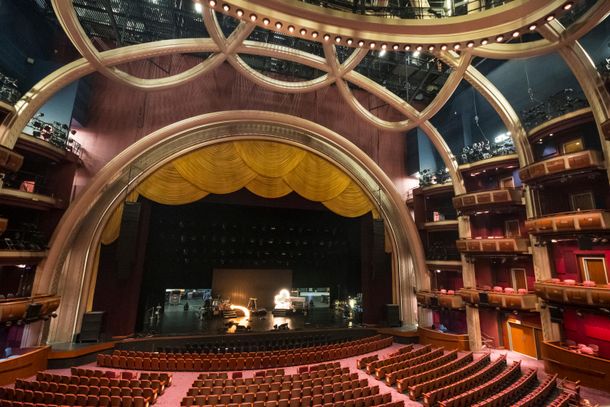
[[101, 140, 376, 245]]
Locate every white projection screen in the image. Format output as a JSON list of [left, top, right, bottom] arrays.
[[212, 269, 292, 309]]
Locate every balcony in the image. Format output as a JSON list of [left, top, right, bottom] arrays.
[[16, 133, 80, 163], [534, 279, 610, 307], [455, 238, 530, 254], [542, 341, 610, 391], [0, 294, 60, 323], [452, 188, 522, 212], [0, 187, 63, 210], [519, 150, 604, 184], [414, 182, 454, 197], [458, 154, 519, 175], [416, 290, 464, 310], [0, 250, 48, 265], [459, 288, 538, 311], [525, 210, 610, 235]]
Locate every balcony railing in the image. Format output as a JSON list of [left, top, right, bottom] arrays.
[[525, 209, 610, 235], [456, 238, 530, 254], [0, 294, 60, 323], [452, 188, 522, 211], [416, 290, 464, 309], [459, 288, 538, 310], [535, 279, 610, 307], [519, 150, 604, 184]]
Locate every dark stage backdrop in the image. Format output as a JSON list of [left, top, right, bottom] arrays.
[[212, 269, 292, 309]]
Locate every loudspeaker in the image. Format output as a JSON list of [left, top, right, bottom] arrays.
[[385, 304, 400, 327], [372, 219, 388, 277], [116, 201, 142, 279], [78, 311, 105, 343], [24, 303, 42, 322]]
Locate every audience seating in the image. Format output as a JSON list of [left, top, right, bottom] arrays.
[[383, 348, 446, 385], [470, 368, 538, 407], [363, 344, 432, 375], [98, 335, 392, 372]]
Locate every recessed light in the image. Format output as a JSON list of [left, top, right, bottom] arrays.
[[381, 43, 387, 50], [323, 34, 330, 41], [392, 44, 399, 50], [440, 44, 448, 51], [209, 0, 216, 6], [312, 31, 318, 38], [512, 31, 520, 38], [369, 42, 376, 48], [416, 45, 423, 51], [275, 22, 282, 29], [347, 38, 353, 45], [546, 14, 555, 21], [335, 36, 342, 43], [563, 2, 573, 10], [453, 44, 461, 50], [496, 35, 504, 42], [236, 9, 243, 17], [428, 45, 435, 51], [467, 41, 474, 48], [222, 4, 230, 11], [481, 39, 488, 45], [249, 14, 257, 21], [529, 24, 537, 31], [288, 25, 295, 33], [404, 44, 411, 51], [262, 18, 270, 25], [299, 28, 307, 35], [358, 40, 365, 47]]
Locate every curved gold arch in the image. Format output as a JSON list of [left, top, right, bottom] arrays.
[[35, 111, 427, 343]]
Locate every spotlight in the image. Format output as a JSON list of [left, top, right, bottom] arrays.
[[392, 44, 399, 50], [347, 38, 353, 45], [496, 35, 504, 42], [467, 41, 474, 48], [208, 0, 216, 6], [323, 34, 330, 41], [249, 14, 257, 21], [546, 14, 555, 21], [404, 44, 411, 51], [222, 4, 230, 11], [358, 40, 365, 47], [262, 18, 270, 25], [236, 9, 243, 17], [563, 2, 573, 10], [453, 43, 461, 50], [299, 28, 307, 35], [481, 39, 488, 45], [381, 43, 387, 50], [288, 25, 295, 33], [428, 45, 435, 51], [440, 44, 447, 51], [512, 31, 520, 38], [275, 22, 282, 29], [369, 42, 376, 48], [529, 24, 537, 31], [194, 2, 203, 13], [335, 36, 342, 43], [312, 31, 319, 38]]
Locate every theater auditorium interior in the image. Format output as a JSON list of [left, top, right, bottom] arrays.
[[2, 0, 610, 406]]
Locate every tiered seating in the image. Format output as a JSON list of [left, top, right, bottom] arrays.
[[512, 374, 558, 407], [383, 348, 446, 385], [180, 362, 398, 407], [423, 354, 507, 406], [392, 350, 458, 389], [98, 335, 393, 371], [386, 346, 415, 358], [403, 352, 481, 398], [0, 369, 172, 407], [470, 368, 538, 407], [363, 345, 431, 376]]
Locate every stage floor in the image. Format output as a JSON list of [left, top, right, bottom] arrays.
[[143, 306, 358, 336]]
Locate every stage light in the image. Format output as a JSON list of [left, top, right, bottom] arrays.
[[274, 289, 292, 310], [496, 35, 504, 42], [392, 44, 399, 50], [481, 39, 488, 45], [563, 2, 573, 10], [546, 14, 555, 21], [275, 22, 282, 29], [288, 25, 295, 33], [230, 304, 251, 320], [262, 18, 270, 25], [208, 0, 216, 6], [453, 44, 460, 50]]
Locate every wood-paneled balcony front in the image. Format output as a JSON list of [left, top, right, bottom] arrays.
[[519, 150, 604, 184], [452, 188, 523, 211], [459, 288, 538, 311], [0, 294, 60, 323], [416, 290, 464, 309], [534, 279, 610, 307], [456, 237, 530, 254], [525, 209, 610, 235]]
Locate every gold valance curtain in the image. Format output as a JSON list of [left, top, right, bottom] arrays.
[[102, 140, 375, 244]]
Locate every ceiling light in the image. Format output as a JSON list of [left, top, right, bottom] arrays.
[[275, 22, 282, 29], [262, 18, 270, 25], [323, 34, 330, 41], [194, 2, 203, 13], [512, 31, 520, 38], [481, 39, 488, 45], [312, 31, 319, 38], [416, 45, 423, 51], [496, 35, 504, 42], [467, 41, 474, 48], [369, 42, 376, 48], [428, 45, 435, 51], [563, 2, 573, 10], [208, 0, 216, 6], [335, 36, 342, 43], [453, 43, 461, 50], [222, 4, 230, 11], [546, 14, 555, 21], [392, 44, 399, 50], [358, 40, 365, 47], [404, 44, 411, 51], [299, 28, 307, 35], [381, 43, 387, 50], [347, 38, 353, 45], [288, 25, 295, 33], [236, 9, 244, 17], [440, 44, 447, 51], [529, 24, 537, 31], [249, 14, 257, 21]]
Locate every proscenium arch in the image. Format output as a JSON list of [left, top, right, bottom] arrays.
[[38, 111, 427, 344]]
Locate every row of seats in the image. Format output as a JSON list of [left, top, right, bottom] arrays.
[[191, 374, 359, 394], [180, 396, 401, 407], [167, 335, 340, 353], [14, 382, 155, 402], [360, 345, 427, 374], [383, 348, 446, 384], [402, 352, 481, 398], [99, 336, 392, 371], [470, 368, 539, 407], [512, 374, 558, 407], [0, 390, 148, 407], [422, 355, 507, 406], [31, 375, 162, 397]]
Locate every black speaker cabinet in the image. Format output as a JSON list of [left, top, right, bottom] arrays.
[[116, 201, 142, 279], [78, 311, 106, 343], [385, 304, 401, 327]]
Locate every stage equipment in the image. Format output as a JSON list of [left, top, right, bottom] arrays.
[[230, 304, 250, 320]]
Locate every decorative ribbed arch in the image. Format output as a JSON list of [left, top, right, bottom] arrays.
[[101, 140, 376, 244]]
